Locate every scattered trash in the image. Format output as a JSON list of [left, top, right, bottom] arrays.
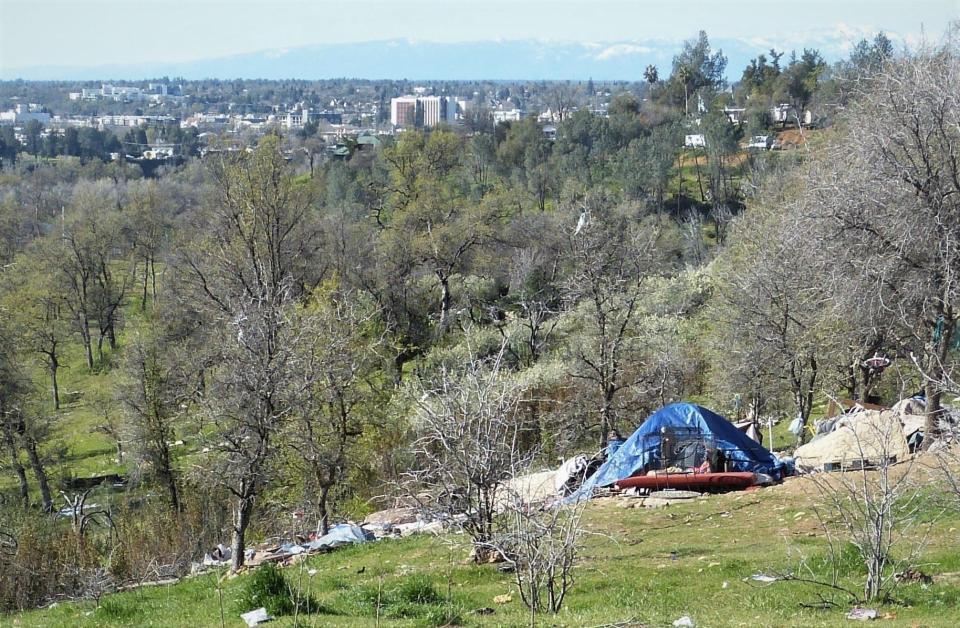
[[846, 607, 877, 621], [493, 593, 513, 605], [722, 581, 729, 589], [673, 615, 696, 627], [750, 573, 777, 583], [894, 568, 932, 585], [307, 569, 317, 576], [241, 607, 273, 626], [473, 607, 495, 615], [202, 543, 233, 567]]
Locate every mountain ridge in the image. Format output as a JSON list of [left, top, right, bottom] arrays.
[[2, 35, 870, 81]]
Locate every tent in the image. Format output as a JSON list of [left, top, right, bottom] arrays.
[[566, 403, 784, 502], [793, 410, 909, 473]]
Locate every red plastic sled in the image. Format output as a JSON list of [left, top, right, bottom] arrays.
[[614, 471, 757, 491]]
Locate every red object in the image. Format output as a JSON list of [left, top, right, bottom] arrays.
[[614, 471, 757, 491]]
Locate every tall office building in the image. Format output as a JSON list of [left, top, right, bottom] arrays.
[[390, 97, 418, 127], [391, 95, 459, 128]]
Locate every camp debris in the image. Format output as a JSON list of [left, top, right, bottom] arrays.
[[846, 607, 878, 621], [240, 607, 272, 626]]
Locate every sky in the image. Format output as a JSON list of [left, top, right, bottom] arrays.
[[0, 0, 956, 76]]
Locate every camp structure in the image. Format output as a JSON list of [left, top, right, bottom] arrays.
[[793, 410, 910, 473], [566, 403, 785, 503]]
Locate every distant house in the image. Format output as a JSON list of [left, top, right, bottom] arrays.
[[723, 107, 746, 124], [492, 108, 524, 125], [542, 125, 557, 141], [747, 135, 773, 151], [355, 134, 382, 150], [684, 134, 706, 149], [770, 103, 796, 124]]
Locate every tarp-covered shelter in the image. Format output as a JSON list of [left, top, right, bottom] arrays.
[[794, 410, 910, 473], [566, 403, 784, 502]]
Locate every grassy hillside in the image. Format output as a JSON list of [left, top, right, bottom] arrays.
[[12, 468, 960, 628]]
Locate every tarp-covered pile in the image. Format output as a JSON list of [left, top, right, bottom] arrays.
[[795, 410, 911, 473], [567, 403, 784, 502]]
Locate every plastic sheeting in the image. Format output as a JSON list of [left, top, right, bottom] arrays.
[[565, 403, 784, 503], [304, 524, 373, 551]]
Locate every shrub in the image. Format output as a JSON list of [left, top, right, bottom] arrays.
[[235, 563, 318, 616], [396, 575, 442, 605]]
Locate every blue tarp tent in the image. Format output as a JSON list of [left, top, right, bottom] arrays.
[[566, 403, 783, 503]]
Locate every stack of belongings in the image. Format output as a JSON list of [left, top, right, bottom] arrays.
[[794, 408, 914, 473]]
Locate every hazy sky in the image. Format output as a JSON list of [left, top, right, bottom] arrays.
[[1, 0, 956, 71]]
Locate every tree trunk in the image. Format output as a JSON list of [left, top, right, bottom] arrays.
[[694, 154, 706, 203], [23, 439, 52, 512], [317, 484, 331, 536], [50, 359, 60, 411], [676, 153, 684, 213], [158, 446, 181, 513], [81, 318, 94, 370], [230, 495, 255, 572], [2, 422, 29, 508], [150, 256, 158, 302], [165, 472, 181, 513], [923, 318, 953, 449], [437, 273, 452, 333], [96, 331, 105, 367], [142, 260, 149, 311]]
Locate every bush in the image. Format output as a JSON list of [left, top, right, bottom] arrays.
[[396, 575, 442, 605], [235, 563, 319, 616], [351, 575, 451, 620]]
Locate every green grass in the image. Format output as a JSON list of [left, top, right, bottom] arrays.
[[11, 481, 960, 627]]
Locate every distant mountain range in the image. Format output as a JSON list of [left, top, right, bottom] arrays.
[[2, 35, 876, 81]]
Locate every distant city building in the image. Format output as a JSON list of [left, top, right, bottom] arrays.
[[390, 95, 459, 128], [492, 107, 523, 124], [97, 114, 176, 128], [72, 83, 181, 103], [0, 103, 51, 125], [390, 97, 418, 127], [280, 103, 347, 129]]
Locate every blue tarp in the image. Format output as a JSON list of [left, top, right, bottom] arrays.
[[566, 403, 784, 503]]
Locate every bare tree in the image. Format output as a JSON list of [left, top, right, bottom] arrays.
[[712, 196, 824, 444], [565, 198, 672, 448], [802, 419, 936, 602], [408, 340, 533, 561], [117, 321, 187, 512], [808, 40, 960, 446], [179, 136, 320, 570], [288, 289, 387, 535], [495, 485, 587, 623]]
